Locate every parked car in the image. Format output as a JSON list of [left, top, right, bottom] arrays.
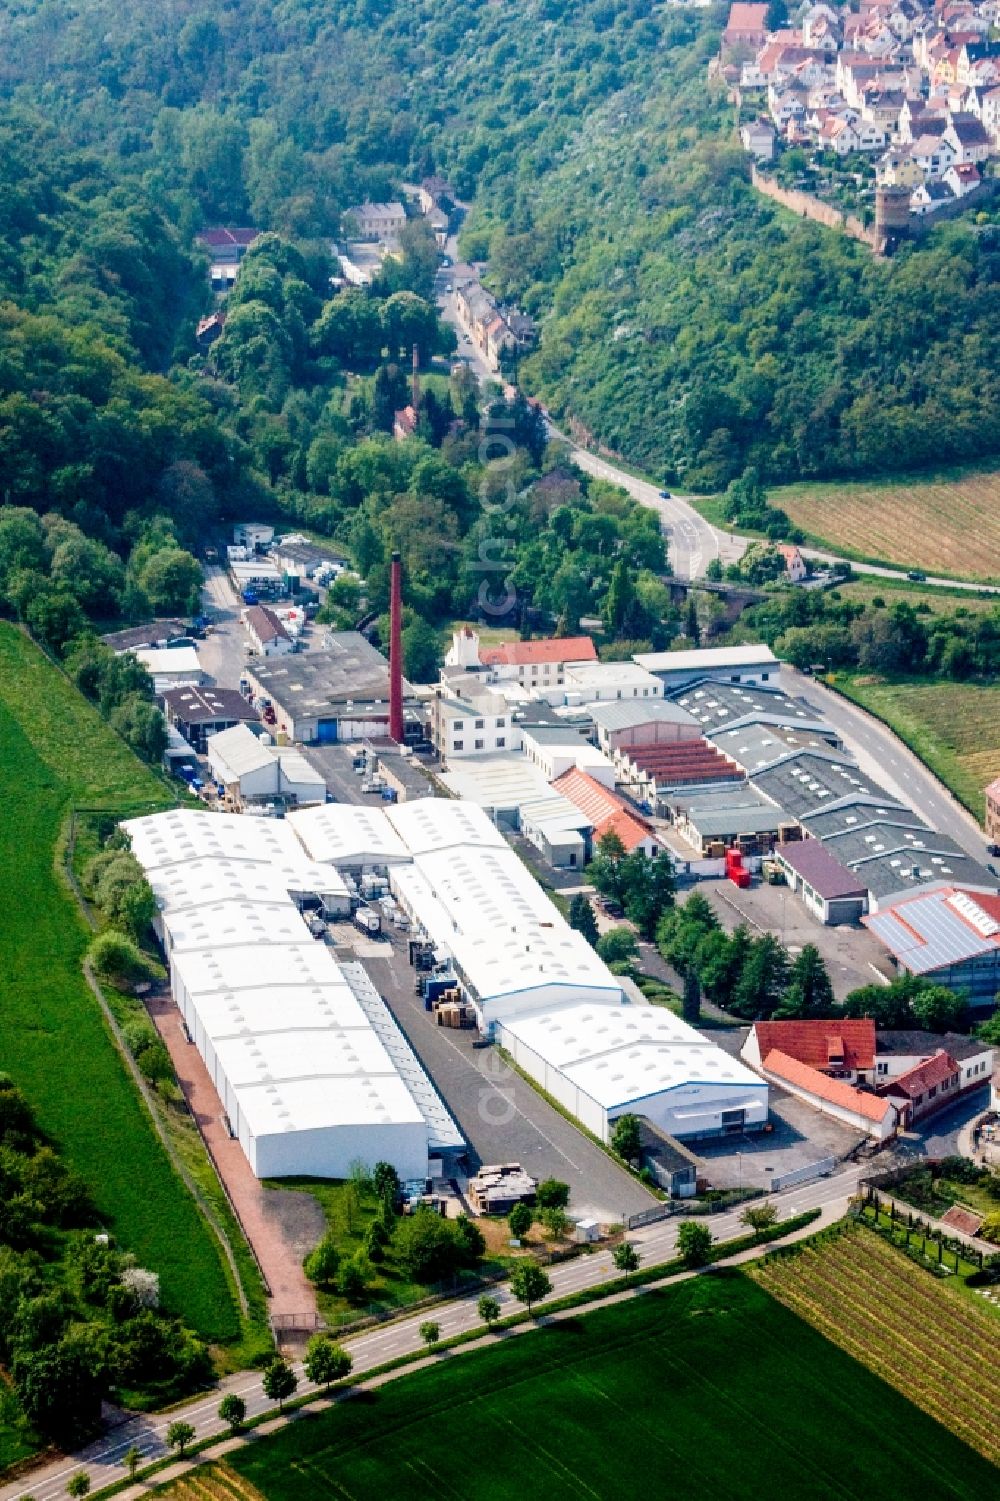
[[907, 569, 927, 582]]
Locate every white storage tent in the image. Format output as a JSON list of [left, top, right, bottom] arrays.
[[497, 1004, 768, 1142]]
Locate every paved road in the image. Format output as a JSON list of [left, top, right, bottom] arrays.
[[360, 930, 653, 1222], [802, 548, 1000, 596], [3, 1168, 860, 1501], [785, 667, 990, 859]]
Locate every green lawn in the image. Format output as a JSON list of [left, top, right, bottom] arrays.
[[0, 625, 239, 1342], [832, 673, 1000, 822], [228, 1272, 996, 1500]]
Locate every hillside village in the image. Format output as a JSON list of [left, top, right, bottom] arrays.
[[726, 0, 1000, 223]]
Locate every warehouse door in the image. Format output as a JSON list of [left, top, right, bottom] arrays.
[[316, 719, 338, 744]]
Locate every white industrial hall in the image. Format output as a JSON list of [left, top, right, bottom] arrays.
[[124, 809, 459, 1181]]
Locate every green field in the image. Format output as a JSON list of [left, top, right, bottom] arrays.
[[0, 624, 239, 1341], [226, 1272, 996, 1500], [833, 673, 1000, 822]]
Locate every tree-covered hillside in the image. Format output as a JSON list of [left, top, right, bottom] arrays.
[[4, 1, 1000, 489]]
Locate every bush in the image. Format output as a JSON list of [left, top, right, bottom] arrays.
[[304, 1232, 341, 1289], [87, 932, 158, 987], [535, 1178, 570, 1210]]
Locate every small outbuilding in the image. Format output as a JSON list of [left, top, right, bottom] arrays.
[[775, 838, 869, 925]]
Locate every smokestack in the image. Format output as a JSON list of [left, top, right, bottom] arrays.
[[389, 550, 404, 744], [411, 343, 420, 412]]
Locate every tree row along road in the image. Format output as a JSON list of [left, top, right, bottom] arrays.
[[3, 1170, 861, 1501]]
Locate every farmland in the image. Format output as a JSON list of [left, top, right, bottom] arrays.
[[222, 1272, 997, 1501], [833, 673, 1000, 821], [751, 1222, 1000, 1464], [0, 624, 239, 1341], [768, 467, 1000, 580]]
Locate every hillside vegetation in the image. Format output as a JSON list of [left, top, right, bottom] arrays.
[[2, 3, 1000, 491]]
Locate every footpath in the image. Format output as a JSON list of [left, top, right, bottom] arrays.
[[3, 1197, 850, 1501]]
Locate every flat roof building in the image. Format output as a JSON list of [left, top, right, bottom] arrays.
[[132, 645, 203, 693], [247, 632, 420, 745], [497, 1003, 768, 1144], [635, 643, 779, 689]]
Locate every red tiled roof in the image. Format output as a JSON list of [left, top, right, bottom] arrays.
[[552, 768, 654, 852], [624, 739, 743, 785], [479, 636, 597, 667], [724, 2, 769, 34], [753, 1019, 876, 1072], [763, 1050, 896, 1123], [881, 1049, 959, 1100]]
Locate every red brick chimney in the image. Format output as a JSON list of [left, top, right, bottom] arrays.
[[389, 550, 404, 743]]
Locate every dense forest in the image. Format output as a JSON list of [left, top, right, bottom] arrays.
[[2, 1, 1000, 491]]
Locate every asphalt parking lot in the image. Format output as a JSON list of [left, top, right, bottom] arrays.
[[339, 922, 654, 1223], [698, 879, 893, 999], [301, 743, 370, 805]]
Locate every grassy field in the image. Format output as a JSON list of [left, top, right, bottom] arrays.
[[768, 467, 1000, 579], [834, 576, 1000, 615], [833, 673, 1000, 822], [218, 1271, 997, 1500], [0, 625, 239, 1341], [751, 1222, 1000, 1464], [155, 1465, 265, 1501]]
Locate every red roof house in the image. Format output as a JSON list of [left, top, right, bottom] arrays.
[[743, 1018, 876, 1076], [480, 636, 597, 669], [761, 1050, 898, 1137], [879, 1049, 962, 1122]]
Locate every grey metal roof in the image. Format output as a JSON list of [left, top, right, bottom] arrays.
[[710, 721, 837, 774], [750, 751, 893, 821], [818, 821, 992, 900], [250, 631, 409, 713], [676, 785, 786, 838], [588, 699, 698, 732], [802, 796, 920, 840], [669, 679, 821, 728]]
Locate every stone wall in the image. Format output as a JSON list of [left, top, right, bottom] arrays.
[[751, 166, 876, 248], [751, 165, 1000, 255]]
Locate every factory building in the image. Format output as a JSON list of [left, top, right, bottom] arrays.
[[123, 810, 459, 1180], [634, 643, 779, 691], [497, 1004, 769, 1143], [206, 724, 326, 809]]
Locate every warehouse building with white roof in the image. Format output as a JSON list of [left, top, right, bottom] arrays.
[[287, 803, 412, 872], [497, 1004, 768, 1143], [123, 810, 459, 1180]]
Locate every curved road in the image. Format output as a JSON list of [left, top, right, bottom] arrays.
[[3, 1169, 861, 1501]]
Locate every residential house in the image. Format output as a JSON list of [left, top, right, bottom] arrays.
[[742, 1019, 877, 1081], [777, 543, 808, 581], [877, 147, 925, 187], [195, 312, 225, 348], [196, 227, 260, 266], [910, 131, 958, 175], [942, 110, 992, 161], [344, 201, 407, 245], [981, 85, 1000, 138], [476, 634, 598, 688], [721, 2, 770, 61], [393, 405, 419, 441], [821, 115, 862, 153], [878, 1049, 962, 1124], [945, 158, 982, 194], [740, 117, 778, 158]]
